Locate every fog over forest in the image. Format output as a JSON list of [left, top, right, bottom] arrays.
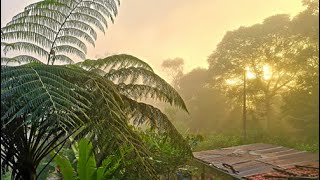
[[160, 1, 319, 151], [1, 0, 318, 179]]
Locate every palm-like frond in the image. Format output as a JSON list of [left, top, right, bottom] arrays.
[[75, 54, 191, 154], [77, 54, 154, 72], [123, 96, 191, 151], [1, 64, 159, 179], [1, 0, 120, 64], [74, 54, 192, 176], [1, 55, 43, 65], [117, 83, 171, 102], [76, 54, 187, 111], [1, 64, 91, 128], [1, 64, 93, 178], [106, 66, 188, 111]]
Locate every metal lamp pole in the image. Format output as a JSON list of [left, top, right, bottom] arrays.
[[243, 70, 247, 142]]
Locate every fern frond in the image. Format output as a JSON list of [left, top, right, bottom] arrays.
[[69, 12, 105, 33], [13, 7, 67, 23], [7, 15, 62, 31], [56, 35, 87, 53], [2, 0, 119, 64], [80, 1, 114, 23], [1, 57, 21, 65], [77, 54, 154, 72], [78, 77, 157, 178], [106, 67, 188, 111], [54, 45, 86, 59], [25, 0, 71, 13], [64, 20, 97, 40], [117, 83, 173, 103], [1, 65, 91, 127], [75, 6, 108, 28], [55, 54, 74, 64], [3, 42, 49, 58], [123, 96, 191, 152], [60, 27, 95, 46], [2, 23, 57, 40], [1, 31, 53, 48], [88, 0, 118, 17], [1, 55, 43, 65]]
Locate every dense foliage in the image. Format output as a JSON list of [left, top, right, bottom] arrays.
[[163, 0, 318, 139], [1, 0, 191, 179]]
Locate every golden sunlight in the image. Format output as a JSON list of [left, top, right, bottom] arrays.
[[226, 79, 239, 85], [245, 67, 256, 79], [263, 65, 272, 80]]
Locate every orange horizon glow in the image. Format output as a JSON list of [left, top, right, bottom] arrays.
[[1, 0, 304, 81]]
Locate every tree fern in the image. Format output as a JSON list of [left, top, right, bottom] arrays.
[[1, 64, 159, 179], [1, 0, 120, 65], [1, 0, 191, 179], [74, 54, 190, 152]]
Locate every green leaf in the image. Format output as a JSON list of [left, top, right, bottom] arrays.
[[77, 138, 97, 180], [53, 153, 76, 180]]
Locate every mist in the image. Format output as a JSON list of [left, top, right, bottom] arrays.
[[161, 0, 319, 153]]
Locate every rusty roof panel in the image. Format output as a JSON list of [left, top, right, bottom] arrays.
[[193, 143, 319, 179]]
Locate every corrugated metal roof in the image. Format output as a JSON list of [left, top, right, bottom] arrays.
[[193, 143, 319, 179]]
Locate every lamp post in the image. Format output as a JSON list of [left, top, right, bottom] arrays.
[[243, 69, 247, 142], [227, 65, 271, 142]]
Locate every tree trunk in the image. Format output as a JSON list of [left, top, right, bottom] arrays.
[[19, 162, 37, 180]]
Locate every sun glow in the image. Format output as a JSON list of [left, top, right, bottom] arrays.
[[226, 65, 272, 85], [226, 79, 239, 85], [245, 67, 256, 79], [263, 65, 272, 80]]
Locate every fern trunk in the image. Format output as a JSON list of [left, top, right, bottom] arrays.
[[19, 162, 37, 180]]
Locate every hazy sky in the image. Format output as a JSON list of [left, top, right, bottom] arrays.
[[1, 0, 305, 80]]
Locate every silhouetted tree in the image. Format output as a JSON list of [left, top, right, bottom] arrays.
[[207, 1, 318, 131]]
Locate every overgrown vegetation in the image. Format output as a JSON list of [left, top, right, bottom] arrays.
[[1, 0, 191, 179], [1, 0, 318, 179], [193, 132, 319, 153]]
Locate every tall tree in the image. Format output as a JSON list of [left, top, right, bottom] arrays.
[[207, 2, 319, 130], [281, 0, 319, 138]]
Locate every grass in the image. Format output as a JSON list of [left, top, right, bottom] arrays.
[[192, 131, 319, 153]]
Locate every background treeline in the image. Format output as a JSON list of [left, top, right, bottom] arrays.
[[161, 0, 319, 152]]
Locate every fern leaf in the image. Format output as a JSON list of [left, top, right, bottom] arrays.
[[1, 55, 43, 65], [69, 12, 105, 33], [3, 42, 49, 58], [54, 45, 86, 59], [7, 15, 61, 31], [55, 54, 74, 64], [77, 54, 154, 72], [1, 65, 91, 127], [2, 0, 119, 64], [56, 35, 87, 53], [106, 67, 188, 111], [1, 31, 53, 48], [2, 22, 57, 40], [64, 20, 97, 40], [60, 27, 95, 46], [75, 6, 108, 28], [123, 96, 191, 152]]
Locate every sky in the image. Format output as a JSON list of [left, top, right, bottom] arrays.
[[1, 0, 305, 81]]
